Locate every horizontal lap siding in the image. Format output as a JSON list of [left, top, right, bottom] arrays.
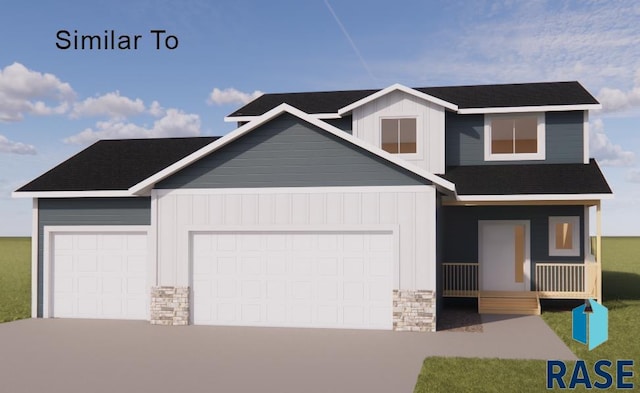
[[37, 197, 151, 317], [445, 111, 584, 166], [156, 113, 426, 189], [156, 188, 436, 292]]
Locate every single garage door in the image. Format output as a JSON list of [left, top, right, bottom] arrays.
[[51, 232, 148, 319], [192, 231, 394, 330]]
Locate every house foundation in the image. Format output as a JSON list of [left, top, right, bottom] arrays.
[[393, 290, 436, 332], [150, 286, 190, 326]]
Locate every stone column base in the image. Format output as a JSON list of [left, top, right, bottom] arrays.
[[393, 290, 436, 332], [150, 286, 190, 326]]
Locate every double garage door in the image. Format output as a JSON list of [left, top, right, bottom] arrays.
[[50, 231, 148, 320], [192, 231, 394, 330], [48, 229, 394, 329]]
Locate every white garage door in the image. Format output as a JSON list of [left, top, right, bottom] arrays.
[[192, 231, 394, 330], [51, 232, 148, 320]]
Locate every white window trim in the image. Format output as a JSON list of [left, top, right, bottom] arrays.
[[379, 115, 423, 160], [484, 113, 546, 161], [549, 216, 580, 257]]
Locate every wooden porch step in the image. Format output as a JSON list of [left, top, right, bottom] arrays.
[[478, 291, 540, 315]]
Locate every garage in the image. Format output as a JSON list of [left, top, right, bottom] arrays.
[[47, 230, 149, 320], [192, 230, 395, 330]]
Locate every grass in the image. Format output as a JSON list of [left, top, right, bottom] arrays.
[[0, 237, 31, 322], [414, 237, 640, 392]]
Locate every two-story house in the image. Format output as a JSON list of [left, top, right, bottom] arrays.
[[14, 81, 612, 332]]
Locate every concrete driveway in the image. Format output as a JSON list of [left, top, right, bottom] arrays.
[[0, 316, 575, 393]]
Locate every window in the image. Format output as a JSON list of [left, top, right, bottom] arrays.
[[381, 118, 417, 154], [485, 114, 545, 160], [549, 216, 580, 256]]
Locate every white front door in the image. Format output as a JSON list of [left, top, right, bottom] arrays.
[[479, 221, 530, 291], [191, 230, 394, 330]]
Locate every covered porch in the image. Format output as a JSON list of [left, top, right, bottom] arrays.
[[439, 200, 604, 314]]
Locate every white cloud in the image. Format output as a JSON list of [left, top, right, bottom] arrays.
[[626, 169, 640, 183], [64, 108, 201, 145], [589, 119, 635, 166], [207, 87, 263, 106], [0, 62, 74, 121], [71, 91, 145, 119], [148, 100, 165, 117], [0, 134, 36, 155]]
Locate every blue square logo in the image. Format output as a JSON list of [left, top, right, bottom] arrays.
[[572, 299, 608, 350]]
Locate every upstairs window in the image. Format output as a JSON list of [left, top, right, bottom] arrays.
[[485, 114, 545, 161], [381, 118, 417, 154]]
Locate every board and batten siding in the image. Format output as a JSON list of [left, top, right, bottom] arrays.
[[155, 187, 437, 292], [352, 90, 446, 174], [36, 197, 151, 317], [156, 113, 427, 189], [445, 111, 585, 166]]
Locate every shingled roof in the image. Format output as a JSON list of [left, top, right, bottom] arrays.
[[16, 137, 218, 192], [442, 159, 612, 196], [228, 81, 599, 117]]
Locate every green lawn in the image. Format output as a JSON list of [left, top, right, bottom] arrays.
[[415, 237, 640, 392], [0, 237, 31, 322]]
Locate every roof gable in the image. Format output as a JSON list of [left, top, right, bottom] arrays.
[[132, 104, 455, 194], [156, 113, 430, 189], [337, 83, 457, 115]]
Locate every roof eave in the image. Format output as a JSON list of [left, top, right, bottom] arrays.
[[457, 103, 602, 114], [11, 190, 144, 199]]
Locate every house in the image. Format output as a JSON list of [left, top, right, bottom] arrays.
[[13, 81, 612, 332]]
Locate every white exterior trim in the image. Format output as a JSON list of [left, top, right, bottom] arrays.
[[129, 104, 455, 194], [455, 193, 614, 202], [583, 111, 590, 164], [458, 104, 601, 114], [225, 113, 342, 123], [478, 220, 531, 291], [31, 199, 39, 318], [338, 83, 458, 115], [484, 113, 546, 161], [548, 216, 581, 257], [150, 192, 159, 287], [12, 190, 145, 199], [42, 225, 151, 318], [154, 185, 432, 197]]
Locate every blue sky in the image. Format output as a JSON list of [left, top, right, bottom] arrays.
[[1, 0, 639, 235]]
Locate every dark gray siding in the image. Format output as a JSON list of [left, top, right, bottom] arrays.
[[441, 205, 585, 289], [445, 111, 584, 166], [157, 113, 428, 189], [324, 116, 352, 134], [37, 197, 151, 317], [545, 111, 584, 163]]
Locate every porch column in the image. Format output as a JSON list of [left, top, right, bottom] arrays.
[[596, 202, 602, 303]]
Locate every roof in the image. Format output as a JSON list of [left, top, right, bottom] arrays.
[[442, 159, 612, 196], [228, 81, 600, 118], [16, 137, 218, 192]]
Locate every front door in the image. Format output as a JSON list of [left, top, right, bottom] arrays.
[[479, 221, 530, 291]]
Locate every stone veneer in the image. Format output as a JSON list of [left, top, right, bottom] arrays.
[[150, 286, 190, 326], [393, 290, 436, 332]]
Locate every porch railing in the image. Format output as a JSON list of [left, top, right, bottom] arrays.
[[442, 263, 478, 297], [442, 261, 600, 300], [535, 262, 600, 299]]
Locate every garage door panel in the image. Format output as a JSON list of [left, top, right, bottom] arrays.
[[193, 231, 393, 329], [51, 232, 148, 320]]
